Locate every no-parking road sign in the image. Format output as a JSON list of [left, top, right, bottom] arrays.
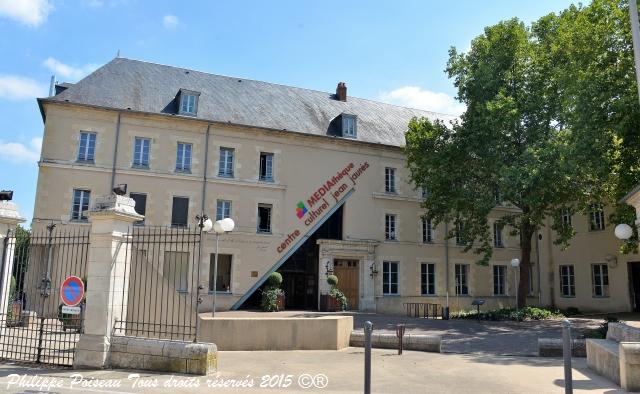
[[60, 276, 85, 306]]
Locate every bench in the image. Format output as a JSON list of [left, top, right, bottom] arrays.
[[403, 302, 441, 319], [587, 322, 640, 391]]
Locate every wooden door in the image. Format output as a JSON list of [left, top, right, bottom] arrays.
[[333, 259, 359, 310]]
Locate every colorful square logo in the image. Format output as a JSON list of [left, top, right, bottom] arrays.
[[296, 201, 308, 219]]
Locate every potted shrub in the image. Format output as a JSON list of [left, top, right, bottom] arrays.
[[261, 272, 285, 312], [322, 275, 348, 312]]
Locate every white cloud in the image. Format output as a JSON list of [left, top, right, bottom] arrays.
[[0, 138, 42, 163], [0, 0, 52, 27], [379, 86, 466, 116], [163, 14, 178, 29], [42, 57, 99, 81], [0, 75, 47, 100]]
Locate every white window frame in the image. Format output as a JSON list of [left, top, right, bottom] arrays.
[[589, 204, 605, 231], [219, 147, 234, 177], [421, 263, 436, 295], [559, 265, 575, 297], [259, 152, 274, 181], [493, 265, 506, 295], [382, 261, 399, 295], [342, 115, 356, 137], [257, 203, 272, 233], [77, 131, 96, 162], [592, 264, 609, 298], [493, 222, 504, 248], [216, 199, 232, 221], [133, 137, 150, 167], [385, 167, 396, 193], [71, 189, 91, 221], [179, 92, 198, 116], [385, 214, 396, 240], [561, 208, 572, 227], [456, 221, 465, 246], [176, 142, 192, 172], [455, 264, 469, 295], [422, 218, 433, 243]]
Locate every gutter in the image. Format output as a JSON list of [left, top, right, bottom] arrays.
[[110, 112, 122, 189], [200, 124, 211, 215]]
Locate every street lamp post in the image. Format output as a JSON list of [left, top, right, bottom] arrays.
[[212, 218, 235, 317], [511, 258, 521, 311], [194, 214, 213, 342]]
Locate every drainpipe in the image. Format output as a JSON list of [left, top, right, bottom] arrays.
[[536, 230, 542, 305], [200, 124, 211, 215], [444, 222, 450, 313], [110, 112, 122, 190]]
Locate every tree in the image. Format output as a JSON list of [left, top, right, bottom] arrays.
[[405, 18, 605, 307]]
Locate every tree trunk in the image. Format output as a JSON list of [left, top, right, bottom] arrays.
[[518, 224, 534, 308]]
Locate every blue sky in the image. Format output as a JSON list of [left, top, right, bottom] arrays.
[[0, 0, 576, 224]]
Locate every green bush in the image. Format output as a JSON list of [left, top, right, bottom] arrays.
[[6, 276, 16, 322], [260, 288, 283, 312], [267, 272, 283, 288], [451, 306, 564, 321], [329, 287, 348, 311], [327, 275, 338, 287], [564, 307, 581, 316], [586, 316, 619, 339]]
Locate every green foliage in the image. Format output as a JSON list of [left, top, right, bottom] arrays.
[[588, 316, 620, 339], [326, 275, 338, 287], [6, 276, 16, 322], [329, 287, 348, 311], [451, 307, 564, 322], [405, 1, 640, 306], [260, 288, 283, 312], [564, 307, 581, 316], [267, 272, 283, 288]]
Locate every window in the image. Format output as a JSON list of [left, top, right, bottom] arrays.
[[71, 189, 90, 221], [219, 147, 234, 177], [561, 208, 572, 227], [176, 142, 192, 172], [494, 190, 503, 206], [592, 264, 609, 297], [493, 265, 506, 295], [493, 223, 504, 248], [257, 204, 272, 233], [216, 200, 232, 221], [209, 253, 232, 293], [259, 152, 274, 181], [164, 251, 189, 292], [341, 115, 357, 137], [133, 137, 150, 167], [559, 265, 575, 297], [456, 221, 465, 245], [129, 192, 147, 225], [421, 263, 436, 295], [77, 131, 96, 162], [385, 167, 396, 193], [179, 91, 198, 116], [455, 264, 469, 295], [422, 187, 429, 199], [171, 197, 189, 227], [589, 204, 605, 231], [385, 214, 396, 240], [422, 218, 433, 243], [383, 261, 399, 295]]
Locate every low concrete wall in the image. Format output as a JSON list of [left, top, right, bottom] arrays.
[[586, 339, 620, 385], [538, 338, 586, 357], [350, 331, 441, 353], [198, 315, 353, 351], [620, 342, 640, 392], [108, 337, 217, 375], [607, 322, 640, 343]]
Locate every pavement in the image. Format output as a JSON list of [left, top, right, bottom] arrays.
[[351, 314, 603, 356], [0, 349, 623, 394]]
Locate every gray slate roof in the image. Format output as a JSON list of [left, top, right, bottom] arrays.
[[41, 58, 456, 147]]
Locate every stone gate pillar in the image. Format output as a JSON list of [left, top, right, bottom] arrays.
[[74, 195, 142, 369], [0, 201, 26, 324]]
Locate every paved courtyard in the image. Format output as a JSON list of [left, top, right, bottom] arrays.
[[351, 313, 604, 356], [0, 349, 623, 393]]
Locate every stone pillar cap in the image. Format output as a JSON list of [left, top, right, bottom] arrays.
[[0, 201, 26, 225], [88, 194, 144, 221]]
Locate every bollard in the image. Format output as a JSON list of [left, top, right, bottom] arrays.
[[562, 319, 573, 394], [364, 321, 373, 394], [396, 324, 406, 355]]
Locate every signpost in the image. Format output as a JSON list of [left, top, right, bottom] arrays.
[[60, 276, 85, 307]]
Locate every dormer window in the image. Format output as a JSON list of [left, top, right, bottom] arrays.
[[341, 114, 357, 138], [178, 89, 199, 116]]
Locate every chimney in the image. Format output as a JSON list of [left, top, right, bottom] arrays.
[[336, 82, 347, 102]]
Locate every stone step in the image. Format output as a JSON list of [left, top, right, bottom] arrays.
[[607, 322, 640, 343], [538, 338, 586, 357], [586, 339, 620, 385], [350, 331, 441, 353]]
